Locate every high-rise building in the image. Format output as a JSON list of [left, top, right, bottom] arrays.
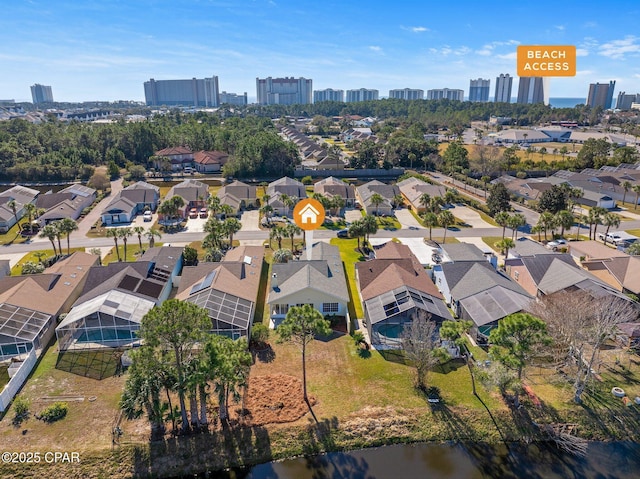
[[144, 77, 219, 107], [494, 74, 513, 103], [219, 91, 248, 106], [389, 88, 424, 100], [314, 89, 344, 102], [256, 77, 312, 105], [616, 92, 640, 110], [587, 81, 616, 109], [30, 84, 53, 103], [426, 89, 464, 101], [346, 88, 379, 102], [469, 79, 490, 102], [517, 77, 544, 104]]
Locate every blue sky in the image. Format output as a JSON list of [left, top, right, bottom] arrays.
[[1, 0, 639, 102]]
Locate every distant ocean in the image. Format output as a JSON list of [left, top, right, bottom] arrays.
[[548, 97, 585, 108]]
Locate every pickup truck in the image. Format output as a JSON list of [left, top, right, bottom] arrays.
[[597, 231, 638, 246]]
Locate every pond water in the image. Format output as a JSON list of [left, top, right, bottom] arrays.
[[180, 441, 640, 479]]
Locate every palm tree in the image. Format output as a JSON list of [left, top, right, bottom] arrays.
[[495, 211, 511, 240], [392, 194, 404, 209], [208, 195, 222, 218], [627, 243, 640, 255], [444, 188, 458, 206], [52, 220, 64, 256], [428, 196, 444, 215], [118, 227, 133, 261], [632, 184, 640, 210], [496, 238, 516, 259], [575, 213, 586, 241], [531, 224, 542, 242], [481, 175, 491, 199], [220, 204, 234, 220], [57, 218, 78, 255], [203, 247, 223, 262], [422, 212, 439, 241], [7, 199, 20, 232], [438, 210, 455, 243], [223, 217, 242, 248], [273, 248, 293, 263], [590, 207, 607, 240], [259, 204, 274, 225], [331, 195, 345, 216], [106, 228, 121, 262], [554, 210, 574, 238], [537, 212, 556, 241], [133, 226, 145, 252], [361, 214, 378, 248], [507, 213, 526, 240], [203, 220, 225, 250], [23, 202, 37, 234], [602, 213, 621, 245], [622, 181, 632, 206], [39, 223, 58, 256], [369, 193, 385, 216], [145, 228, 161, 248], [419, 193, 431, 212], [348, 220, 365, 253], [270, 225, 285, 250], [284, 223, 302, 251]]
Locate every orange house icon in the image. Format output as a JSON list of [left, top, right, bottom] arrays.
[[293, 198, 325, 231]]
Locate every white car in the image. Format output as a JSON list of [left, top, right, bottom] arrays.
[[546, 239, 567, 250], [143, 210, 153, 222]]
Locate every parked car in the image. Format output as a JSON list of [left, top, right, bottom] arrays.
[[337, 228, 349, 238], [189, 208, 198, 219], [199, 208, 208, 219], [143, 210, 153, 222], [546, 239, 567, 251]]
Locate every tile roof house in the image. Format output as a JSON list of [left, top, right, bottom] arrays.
[[268, 242, 349, 329], [154, 146, 194, 171], [433, 244, 533, 340], [193, 150, 229, 173], [101, 181, 160, 225], [357, 241, 452, 347], [177, 246, 264, 339], [355, 180, 400, 216], [397, 177, 447, 212], [0, 252, 99, 360], [0, 185, 40, 233], [582, 254, 640, 295], [55, 246, 183, 352], [216, 180, 257, 214]]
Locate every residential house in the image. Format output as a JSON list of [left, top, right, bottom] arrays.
[[440, 242, 498, 269], [154, 146, 194, 171], [193, 150, 229, 173], [267, 177, 307, 216], [313, 177, 356, 209], [35, 183, 96, 225], [0, 185, 39, 233], [397, 177, 447, 212], [268, 242, 349, 329], [164, 178, 210, 218], [355, 180, 400, 216], [101, 181, 160, 225], [217, 180, 258, 214], [568, 241, 628, 261], [55, 246, 183, 352], [0, 252, 99, 360], [176, 246, 264, 339], [356, 241, 452, 347], [582, 254, 640, 296], [433, 245, 533, 339]]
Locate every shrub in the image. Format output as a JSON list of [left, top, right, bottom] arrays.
[[39, 402, 68, 423], [351, 330, 365, 346], [251, 323, 270, 345], [13, 396, 30, 422], [301, 175, 313, 185]]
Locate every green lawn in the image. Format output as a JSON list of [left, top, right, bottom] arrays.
[[624, 228, 640, 237], [102, 242, 163, 264], [0, 221, 29, 246], [330, 238, 365, 319], [431, 236, 460, 244], [481, 236, 504, 252], [11, 248, 86, 275], [362, 212, 401, 231]]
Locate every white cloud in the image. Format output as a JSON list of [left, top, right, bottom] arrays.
[[429, 45, 470, 57], [598, 36, 640, 59], [576, 48, 589, 57], [411, 26, 427, 32], [496, 52, 517, 61], [368, 45, 382, 52], [555, 25, 565, 31], [576, 70, 595, 76]]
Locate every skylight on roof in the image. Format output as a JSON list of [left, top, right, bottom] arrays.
[[190, 270, 216, 295], [243, 256, 252, 265]]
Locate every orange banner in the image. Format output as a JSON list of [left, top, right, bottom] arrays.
[[517, 45, 576, 77]]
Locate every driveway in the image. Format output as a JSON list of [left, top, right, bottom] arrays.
[[450, 205, 493, 228], [240, 210, 261, 231], [344, 208, 363, 224], [183, 216, 208, 233], [78, 178, 124, 237], [394, 208, 423, 229], [400, 237, 440, 266]]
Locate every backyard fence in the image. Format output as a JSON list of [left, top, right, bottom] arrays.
[[0, 349, 37, 412]]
